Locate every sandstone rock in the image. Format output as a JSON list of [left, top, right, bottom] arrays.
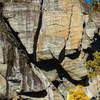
[[8, 90, 18, 100], [11, 80, 64, 100], [62, 78, 76, 91], [3, 0, 32, 3], [3, 2, 41, 54], [49, 81, 64, 100], [42, 69, 58, 81], [12, 95, 47, 100], [6, 62, 48, 96], [12, 96, 20, 100], [58, 83, 69, 99], [37, 0, 83, 59], [0, 35, 7, 77], [3, 0, 83, 60], [61, 51, 88, 80], [65, 49, 77, 56], [85, 22, 97, 39], [90, 12, 100, 28], [84, 75, 100, 99], [37, 51, 53, 61], [0, 74, 7, 99]]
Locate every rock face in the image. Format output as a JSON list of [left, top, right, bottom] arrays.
[[0, 74, 7, 100], [0, 0, 100, 99], [37, 0, 83, 60]]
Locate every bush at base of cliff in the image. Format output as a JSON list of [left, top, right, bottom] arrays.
[[85, 51, 100, 79], [68, 85, 90, 100]]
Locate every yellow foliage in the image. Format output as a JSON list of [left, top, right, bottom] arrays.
[[69, 88, 75, 92], [68, 85, 90, 100], [76, 85, 86, 89]]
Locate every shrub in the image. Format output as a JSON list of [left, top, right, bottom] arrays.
[[68, 85, 90, 100], [85, 51, 100, 79], [90, 0, 100, 13]]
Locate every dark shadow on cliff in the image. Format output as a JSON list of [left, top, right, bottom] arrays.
[[59, 44, 80, 63], [2, 17, 28, 55], [36, 59, 89, 86], [83, 22, 86, 28], [59, 45, 66, 63], [18, 90, 47, 98], [0, 2, 3, 9], [83, 48, 94, 62], [52, 80, 61, 88], [84, 31, 100, 61], [65, 50, 80, 60], [91, 32, 100, 52], [32, 0, 43, 62], [36, 59, 59, 71], [0, 93, 6, 100]]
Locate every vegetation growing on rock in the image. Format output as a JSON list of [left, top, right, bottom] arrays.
[[90, 0, 100, 13], [68, 85, 90, 100], [85, 51, 100, 78]]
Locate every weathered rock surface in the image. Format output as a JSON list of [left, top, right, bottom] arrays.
[[37, 0, 83, 60], [82, 75, 100, 99], [0, 74, 7, 100], [61, 51, 88, 80], [0, 0, 100, 99], [0, 34, 7, 76]]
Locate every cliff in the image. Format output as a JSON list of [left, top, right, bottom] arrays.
[[0, 0, 100, 100]]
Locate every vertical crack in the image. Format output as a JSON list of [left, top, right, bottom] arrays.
[[66, 4, 73, 49], [0, 2, 29, 62], [68, 5, 73, 35], [33, 0, 43, 62]]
